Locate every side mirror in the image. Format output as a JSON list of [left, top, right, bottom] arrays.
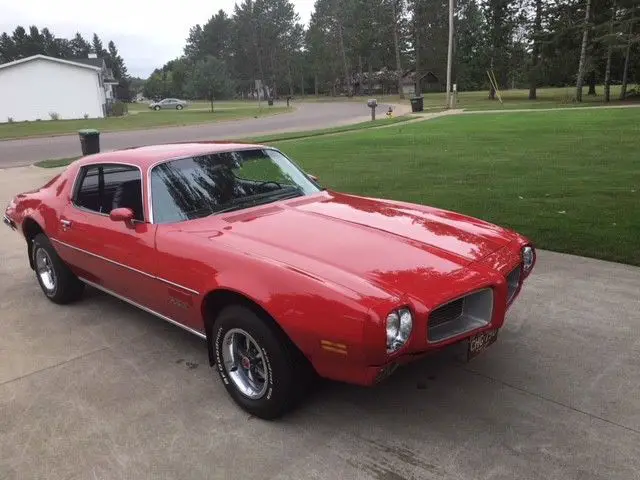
[[109, 207, 134, 223], [307, 173, 319, 183]]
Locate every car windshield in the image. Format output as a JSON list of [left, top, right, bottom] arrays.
[[150, 148, 321, 224]]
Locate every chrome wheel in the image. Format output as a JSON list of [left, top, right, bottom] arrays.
[[222, 328, 269, 399], [35, 248, 56, 292]]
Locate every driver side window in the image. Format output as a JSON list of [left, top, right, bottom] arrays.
[[74, 164, 144, 221]]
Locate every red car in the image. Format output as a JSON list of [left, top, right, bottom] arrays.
[[4, 143, 535, 419]]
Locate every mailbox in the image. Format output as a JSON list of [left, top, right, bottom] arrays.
[[367, 98, 378, 108]]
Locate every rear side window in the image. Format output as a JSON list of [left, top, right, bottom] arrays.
[[74, 164, 144, 221]]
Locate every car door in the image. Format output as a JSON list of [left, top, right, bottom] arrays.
[[55, 163, 159, 308]]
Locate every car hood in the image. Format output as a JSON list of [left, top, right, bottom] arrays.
[[183, 192, 519, 300]]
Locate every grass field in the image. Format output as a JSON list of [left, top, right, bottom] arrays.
[[271, 108, 640, 266], [307, 85, 639, 111], [0, 106, 288, 140]]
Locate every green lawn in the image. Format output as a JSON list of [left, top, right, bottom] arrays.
[[248, 115, 416, 143], [306, 85, 638, 111], [0, 106, 289, 140], [271, 108, 640, 266]]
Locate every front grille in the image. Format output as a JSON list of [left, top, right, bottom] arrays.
[[427, 289, 494, 342], [506, 265, 522, 303], [429, 298, 463, 328]]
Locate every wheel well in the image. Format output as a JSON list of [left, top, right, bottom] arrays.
[[201, 289, 300, 367], [22, 217, 44, 270]]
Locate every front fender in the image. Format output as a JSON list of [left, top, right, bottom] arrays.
[[202, 255, 382, 368]]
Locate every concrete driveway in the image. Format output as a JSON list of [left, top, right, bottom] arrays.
[[1, 167, 639, 480], [0, 102, 401, 168]]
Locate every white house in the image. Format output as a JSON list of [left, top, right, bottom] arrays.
[[0, 54, 118, 123]]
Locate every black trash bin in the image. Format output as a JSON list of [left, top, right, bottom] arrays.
[[78, 129, 100, 155], [267, 98, 274, 106], [410, 96, 424, 112]]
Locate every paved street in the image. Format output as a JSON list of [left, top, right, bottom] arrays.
[[1, 166, 639, 480], [0, 102, 393, 168]]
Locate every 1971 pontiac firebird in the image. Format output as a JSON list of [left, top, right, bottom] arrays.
[[4, 143, 535, 419]]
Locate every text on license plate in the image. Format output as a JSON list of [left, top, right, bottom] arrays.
[[468, 329, 498, 359]]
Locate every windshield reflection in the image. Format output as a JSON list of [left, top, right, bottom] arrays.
[[151, 149, 320, 224]]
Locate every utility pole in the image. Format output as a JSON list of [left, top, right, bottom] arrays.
[[446, 0, 455, 108]]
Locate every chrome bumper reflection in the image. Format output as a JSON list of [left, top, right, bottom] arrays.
[[3, 214, 16, 230]]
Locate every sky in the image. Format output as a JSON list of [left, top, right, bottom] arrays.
[[0, 0, 316, 78]]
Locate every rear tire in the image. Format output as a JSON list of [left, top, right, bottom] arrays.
[[32, 233, 84, 304], [154, 105, 160, 111], [213, 305, 309, 419], [176, 104, 183, 110]]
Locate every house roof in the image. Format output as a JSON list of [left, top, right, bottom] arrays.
[[68, 58, 117, 82], [70, 57, 105, 68], [0, 54, 102, 72]]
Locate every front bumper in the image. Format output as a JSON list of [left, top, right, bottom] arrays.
[[314, 242, 533, 387]]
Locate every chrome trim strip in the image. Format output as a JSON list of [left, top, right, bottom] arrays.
[[51, 238, 200, 295], [79, 277, 206, 340], [156, 277, 199, 294]]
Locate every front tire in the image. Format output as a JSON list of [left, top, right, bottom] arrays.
[[213, 305, 307, 419], [32, 233, 84, 304], [176, 104, 183, 110], [154, 105, 160, 111]]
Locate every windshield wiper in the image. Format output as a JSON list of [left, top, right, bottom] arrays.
[[210, 187, 303, 216]]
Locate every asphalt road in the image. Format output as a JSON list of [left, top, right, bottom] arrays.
[[1, 167, 639, 480], [0, 102, 381, 168]]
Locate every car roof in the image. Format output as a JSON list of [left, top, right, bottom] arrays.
[[75, 142, 268, 170]]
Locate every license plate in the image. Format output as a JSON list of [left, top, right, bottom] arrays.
[[468, 329, 498, 360]]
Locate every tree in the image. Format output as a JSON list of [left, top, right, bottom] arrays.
[[69, 32, 91, 57], [391, 0, 404, 98], [11, 26, 28, 59], [25, 26, 44, 57], [483, 0, 516, 98], [92, 33, 107, 57], [185, 56, 235, 111], [528, 0, 543, 99], [619, 4, 636, 100], [455, 0, 487, 90], [576, 0, 592, 102], [0, 32, 16, 63], [107, 40, 127, 78], [603, 0, 616, 102], [40, 28, 57, 57]]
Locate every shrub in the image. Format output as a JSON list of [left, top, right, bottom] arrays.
[[83, 113, 89, 119], [109, 101, 128, 117], [7, 117, 14, 123], [49, 112, 60, 120]]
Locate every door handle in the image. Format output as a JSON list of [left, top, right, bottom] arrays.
[[60, 219, 72, 229]]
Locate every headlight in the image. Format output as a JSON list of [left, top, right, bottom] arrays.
[[386, 308, 413, 353], [522, 246, 535, 274]]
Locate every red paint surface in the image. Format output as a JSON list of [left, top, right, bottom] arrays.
[[4, 144, 535, 386]]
